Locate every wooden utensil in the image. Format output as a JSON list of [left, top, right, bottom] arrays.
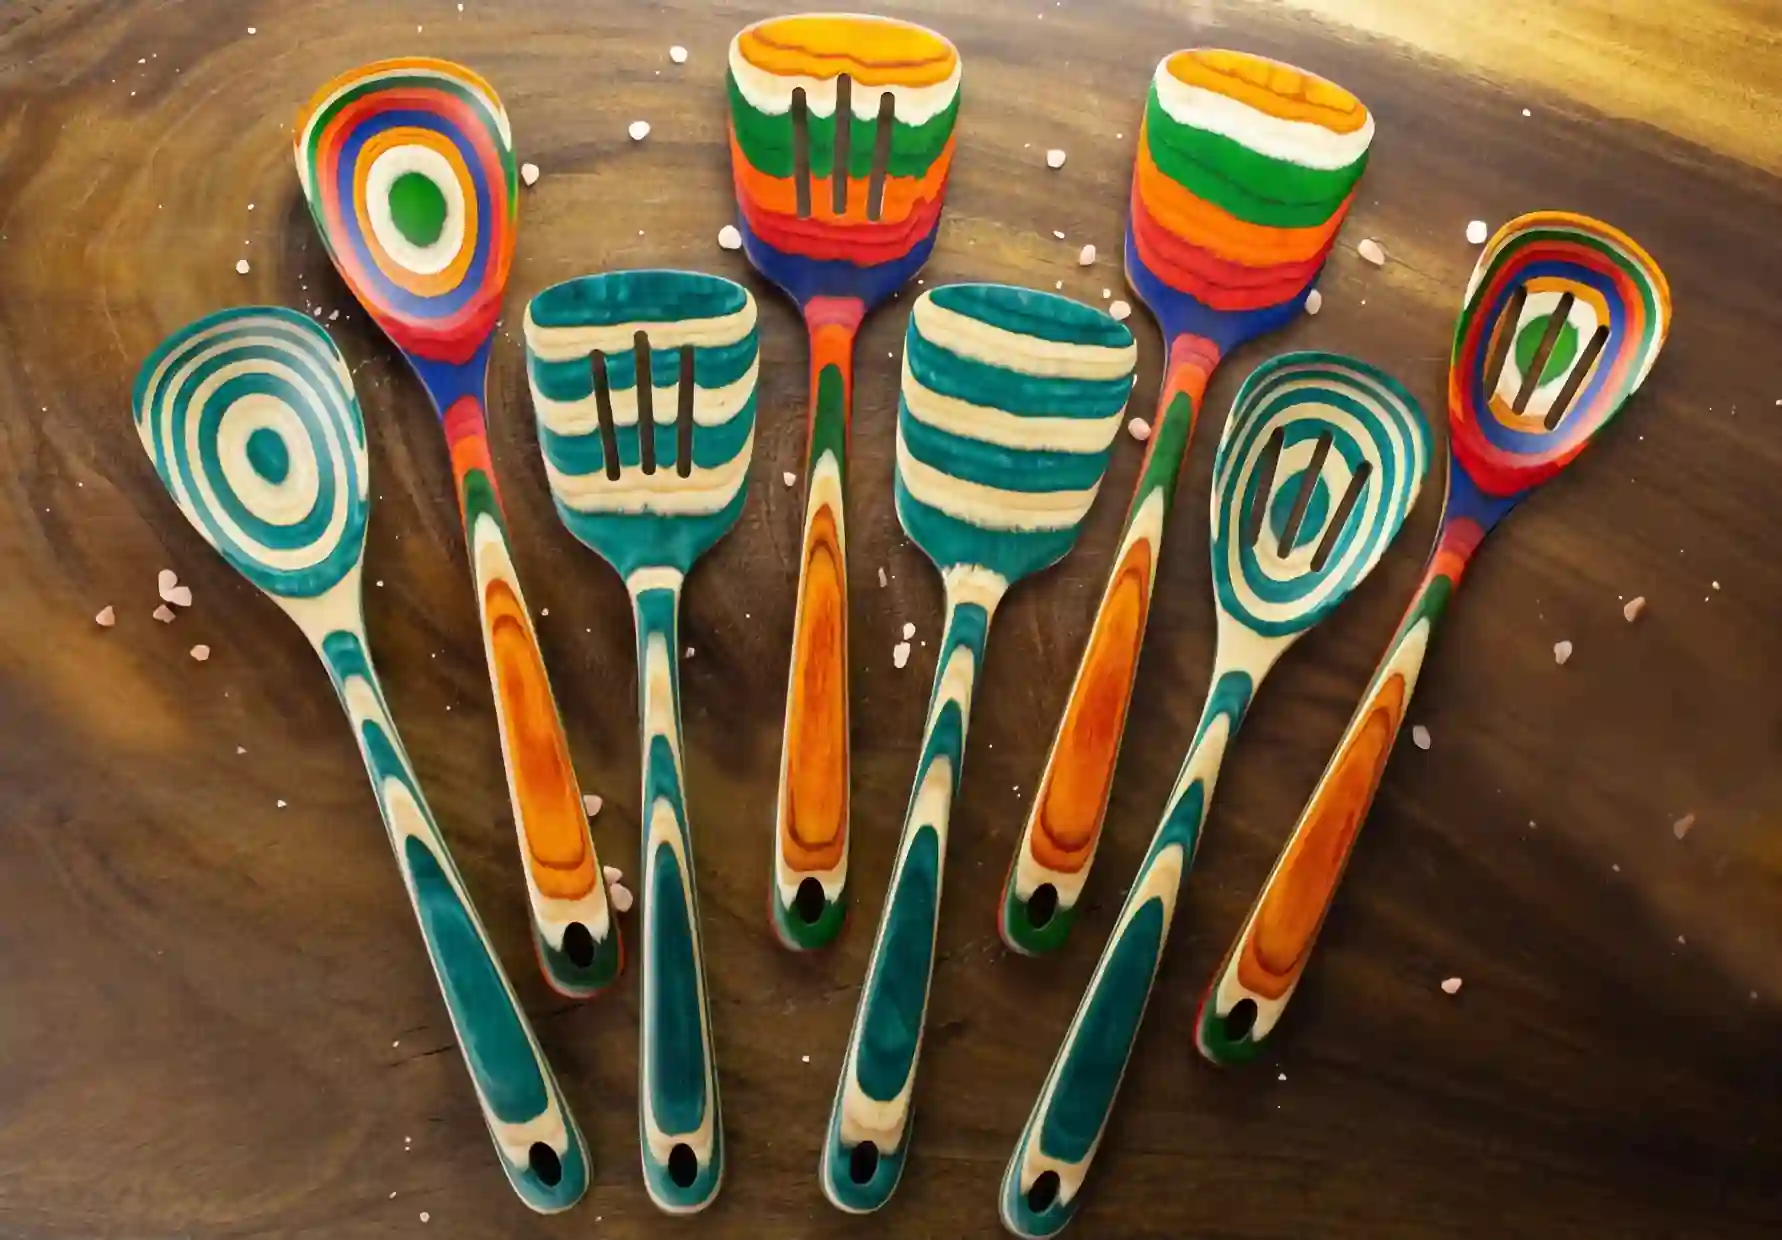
[[1195, 212, 1673, 1065], [822, 285, 1135, 1212], [728, 14, 963, 949], [294, 58, 620, 999], [997, 50, 1368, 962], [1001, 352, 1430, 1238], [523, 270, 758, 1214], [133, 307, 589, 1213], [999, 49, 1374, 955]]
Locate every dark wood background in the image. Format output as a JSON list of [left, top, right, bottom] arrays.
[[2, 1, 1779, 1236]]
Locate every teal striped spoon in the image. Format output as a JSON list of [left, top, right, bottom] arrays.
[[1000, 351, 1430, 1237], [821, 284, 1137, 1213], [132, 307, 588, 1213], [523, 270, 757, 1214]]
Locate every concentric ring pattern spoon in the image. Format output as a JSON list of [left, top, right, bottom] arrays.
[[524, 270, 759, 1214], [1195, 211, 1672, 1065], [1001, 351, 1430, 1238], [133, 306, 588, 1213], [1000, 49, 1373, 956], [295, 57, 619, 998], [729, 14, 963, 949], [822, 284, 1135, 1213]]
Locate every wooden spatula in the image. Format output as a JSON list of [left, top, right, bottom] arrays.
[[822, 285, 1135, 1213], [1001, 352, 1430, 1237], [729, 14, 963, 949], [999, 49, 1372, 956], [524, 270, 759, 1214]]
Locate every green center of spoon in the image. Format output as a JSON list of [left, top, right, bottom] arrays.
[[389, 170, 448, 248], [1515, 313, 1579, 385], [246, 426, 291, 484]]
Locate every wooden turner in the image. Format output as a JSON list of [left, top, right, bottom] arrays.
[[729, 13, 962, 949], [524, 270, 758, 1214], [1195, 212, 1672, 1065], [1001, 352, 1430, 1238], [1000, 49, 1373, 955], [822, 285, 1135, 1213], [134, 307, 588, 1212]]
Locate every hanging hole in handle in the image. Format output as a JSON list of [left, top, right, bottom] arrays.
[[1027, 883, 1058, 929], [1511, 290, 1574, 414], [676, 344, 695, 478], [793, 877, 827, 924], [1222, 998, 1258, 1042], [1309, 460, 1371, 573], [591, 352, 621, 481], [529, 1142, 563, 1186], [866, 91, 895, 221], [1276, 431, 1333, 558], [831, 73, 852, 215], [849, 1140, 880, 1184], [791, 87, 812, 219], [1242, 426, 1285, 549], [1543, 323, 1609, 431], [634, 331, 657, 475], [1027, 1170, 1061, 1213], [668, 1142, 699, 1187], [562, 921, 594, 967]]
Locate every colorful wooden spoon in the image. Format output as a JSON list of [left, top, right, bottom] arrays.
[[728, 14, 963, 949], [1000, 49, 1374, 955], [1195, 212, 1672, 1065], [523, 271, 758, 1214], [822, 285, 1135, 1212], [1001, 352, 1430, 1238], [294, 58, 619, 999], [133, 307, 588, 1213]]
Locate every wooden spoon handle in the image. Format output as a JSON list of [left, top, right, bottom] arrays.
[[1000, 345, 1213, 955], [1001, 669, 1253, 1238], [821, 573, 1002, 1213], [317, 626, 589, 1214], [1196, 550, 1461, 1064], [772, 317, 858, 950], [443, 395, 620, 999], [629, 574, 724, 1213]]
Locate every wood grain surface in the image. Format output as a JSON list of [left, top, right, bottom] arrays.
[[2, 1, 1779, 1237]]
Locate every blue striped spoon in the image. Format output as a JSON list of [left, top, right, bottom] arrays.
[[523, 270, 758, 1214], [1000, 351, 1431, 1238], [821, 284, 1137, 1212], [132, 307, 588, 1213]]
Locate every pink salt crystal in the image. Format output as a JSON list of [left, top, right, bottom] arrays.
[[1623, 596, 1646, 622], [1440, 977, 1463, 995], [1672, 812, 1695, 840], [95, 606, 116, 628]]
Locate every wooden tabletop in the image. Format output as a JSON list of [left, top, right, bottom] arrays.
[[3, 1, 1779, 1236]]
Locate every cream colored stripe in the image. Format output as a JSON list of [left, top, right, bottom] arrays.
[[1153, 62, 1373, 170], [896, 431, 1099, 532], [727, 44, 961, 125], [912, 297, 1136, 380], [523, 300, 757, 361], [901, 369, 1123, 453], [534, 357, 757, 434]]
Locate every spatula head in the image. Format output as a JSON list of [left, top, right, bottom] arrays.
[[1209, 351, 1429, 641], [895, 284, 1137, 585], [133, 307, 370, 604], [728, 14, 961, 309], [1128, 49, 1371, 351], [523, 271, 759, 581], [295, 57, 517, 367], [1450, 211, 1671, 498]]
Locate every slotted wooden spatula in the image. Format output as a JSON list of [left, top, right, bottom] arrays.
[[729, 14, 963, 949], [525, 271, 760, 1214]]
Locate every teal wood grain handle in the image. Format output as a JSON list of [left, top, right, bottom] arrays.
[[820, 578, 999, 1212], [630, 575, 724, 1213], [1000, 669, 1254, 1238], [317, 627, 589, 1214]]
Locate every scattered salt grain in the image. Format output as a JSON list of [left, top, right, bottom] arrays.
[[1277, 1072, 1287, 1081], [1521, 107, 1532, 117], [1553, 639, 1573, 665], [520, 162, 541, 186], [236, 746, 247, 755], [583, 794, 603, 817], [189, 644, 211, 662], [419, 1213, 430, 1224], [801, 1053, 811, 1063], [235, 258, 251, 275], [1127, 417, 1151, 443], [1304, 288, 1322, 315], [718, 224, 743, 251], [628, 120, 651, 141], [1712, 580, 1721, 590], [1623, 595, 1646, 622], [153, 604, 176, 624], [1466, 220, 1489, 245], [1411, 724, 1431, 750], [276, 799, 288, 809], [247, 26, 257, 34], [685, 645, 695, 658], [1109, 300, 1132, 321], [1101, 288, 1112, 300], [1045, 148, 1066, 169], [166, 585, 193, 608], [1055, 280, 1063, 290], [901, 622, 915, 640], [1357, 238, 1387, 266], [1440, 977, 1463, 995], [669, 45, 689, 64], [1052, 229, 1066, 240], [603, 864, 624, 884], [609, 882, 634, 913], [782, 471, 797, 488], [95, 606, 116, 628], [893, 640, 912, 669], [1672, 812, 1696, 840], [158, 569, 179, 598], [1078, 243, 1096, 266], [878, 567, 888, 588]]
